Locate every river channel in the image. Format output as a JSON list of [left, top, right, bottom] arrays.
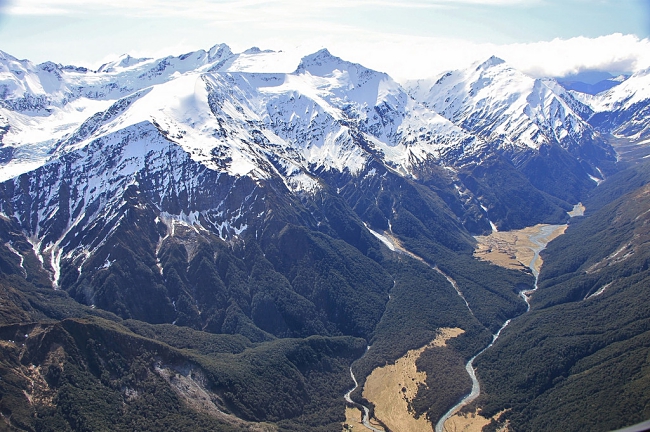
[[348, 208, 580, 431], [434, 223, 566, 432], [344, 347, 385, 432]]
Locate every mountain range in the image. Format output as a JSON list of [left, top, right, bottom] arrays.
[[1, 44, 649, 431]]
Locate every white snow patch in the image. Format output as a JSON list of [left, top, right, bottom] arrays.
[[479, 203, 498, 232], [100, 258, 116, 269], [364, 223, 395, 251], [233, 223, 248, 236], [159, 211, 204, 236], [588, 174, 603, 185], [4, 242, 26, 275], [363, 168, 377, 179], [585, 282, 613, 300], [26, 236, 44, 266]]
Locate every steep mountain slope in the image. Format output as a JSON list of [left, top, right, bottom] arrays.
[[0, 46, 524, 431], [0, 318, 367, 431], [584, 67, 650, 141], [0, 211, 375, 431], [0, 47, 497, 334], [407, 57, 617, 203], [472, 162, 650, 432], [2, 47, 606, 233], [0, 45, 227, 181], [0, 44, 301, 182]]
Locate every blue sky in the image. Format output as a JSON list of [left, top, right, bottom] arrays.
[[0, 0, 649, 80]]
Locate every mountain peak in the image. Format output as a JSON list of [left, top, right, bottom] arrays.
[[96, 54, 151, 73], [0, 50, 20, 63], [37, 61, 64, 74], [305, 48, 336, 60], [295, 48, 347, 76], [477, 55, 506, 71], [118, 54, 151, 68], [242, 46, 275, 55], [207, 43, 233, 61]]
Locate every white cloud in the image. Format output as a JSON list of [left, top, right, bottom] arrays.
[[496, 34, 650, 77], [265, 29, 649, 82], [3, 0, 647, 83], [4, 0, 539, 17]]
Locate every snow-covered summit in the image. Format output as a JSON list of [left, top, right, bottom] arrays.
[[1, 46, 618, 194], [407, 56, 598, 153], [96, 54, 153, 73], [0, 45, 488, 184], [476, 55, 506, 70], [0, 50, 67, 107], [297, 49, 359, 76], [583, 68, 650, 140], [0, 44, 292, 181], [0, 45, 621, 295], [296, 49, 390, 91], [587, 67, 650, 112]]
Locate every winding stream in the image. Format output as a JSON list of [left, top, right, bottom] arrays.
[[519, 224, 562, 310], [344, 347, 384, 432], [350, 207, 581, 431], [434, 223, 564, 432], [434, 320, 511, 432], [434, 265, 476, 319]]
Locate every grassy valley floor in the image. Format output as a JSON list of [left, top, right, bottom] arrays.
[[362, 328, 464, 432], [473, 224, 567, 273]]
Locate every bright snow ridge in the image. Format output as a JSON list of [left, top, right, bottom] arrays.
[[2, 45, 485, 189]]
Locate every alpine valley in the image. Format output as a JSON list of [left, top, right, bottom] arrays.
[[0, 44, 649, 432]]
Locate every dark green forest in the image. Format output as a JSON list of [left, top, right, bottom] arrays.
[[473, 161, 650, 432], [1, 143, 647, 431], [0, 155, 542, 431]]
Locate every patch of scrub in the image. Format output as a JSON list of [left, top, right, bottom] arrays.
[[363, 328, 464, 432]]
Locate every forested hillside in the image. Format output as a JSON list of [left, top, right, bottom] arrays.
[[0, 44, 646, 432], [472, 162, 650, 432]]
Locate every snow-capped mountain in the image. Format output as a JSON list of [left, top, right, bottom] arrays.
[[0, 46, 483, 184], [0, 44, 619, 325], [1, 44, 648, 432], [0, 44, 304, 181], [0, 44, 225, 180], [205, 49, 485, 177], [406, 56, 601, 159], [0, 45, 483, 308], [579, 67, 650, 141], [405, 56, 618, 204]]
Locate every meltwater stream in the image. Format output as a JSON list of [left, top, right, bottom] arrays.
[[434, 224, 563, 432]]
